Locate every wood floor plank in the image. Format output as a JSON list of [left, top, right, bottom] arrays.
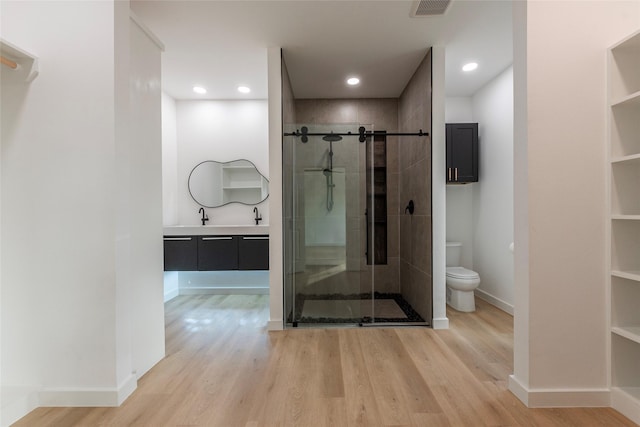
[[338, 328, 385, 427], [12, 295, 639, 427]]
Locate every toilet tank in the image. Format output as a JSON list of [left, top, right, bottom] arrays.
[[446, 242, 462, 267]]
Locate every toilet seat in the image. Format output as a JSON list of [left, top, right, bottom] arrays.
[[446, 266, 479, 280]]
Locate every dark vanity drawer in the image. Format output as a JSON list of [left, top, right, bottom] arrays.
[[164, 236, 198, 271], [238, 235, 269, 270], [197, 236, 239, 270]]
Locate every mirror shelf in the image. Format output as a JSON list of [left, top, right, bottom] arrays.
[[189, 159, 269, 208]]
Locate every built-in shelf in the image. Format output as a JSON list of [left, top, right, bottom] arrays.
[[611, 90, 640, 108], [612, 326, 640, 345], [612, 215, 640, 221], [611, 158, 640, 216], [0, 38, 39, 83], [611, 270, 640, 282], [611, 153, 640, 164], [220, 164, 268, 204], [608, 29, 640, 424]]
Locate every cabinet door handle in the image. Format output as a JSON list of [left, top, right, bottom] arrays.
[[164, 237, 192, 241], [448, 167, 452, 181], [242, 236, 269, 240], [455, 167, 458, 181], [201, 237, 233, 241]]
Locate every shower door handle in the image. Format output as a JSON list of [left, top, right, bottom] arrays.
[[364, 208, 369, 261]]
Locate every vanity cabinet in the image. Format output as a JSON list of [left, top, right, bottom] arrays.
[[238, 236, 270, 270], [163, 237, 198, 271], [197, 236, 239, 270], [446, 123, 478, 183], [163, 234, 269, 271], [607, 30, 640, 425]]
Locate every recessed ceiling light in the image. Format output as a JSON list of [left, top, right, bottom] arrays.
[[193, 86, 207, 94], [347, 77, 360, 86], [237, 86, 251, 94], [462, 62, 478, 72]]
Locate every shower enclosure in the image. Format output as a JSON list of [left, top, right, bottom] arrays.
[[283, 123, 427, 327]]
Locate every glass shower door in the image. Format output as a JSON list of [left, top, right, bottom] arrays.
[[284, 124, 374, 326]]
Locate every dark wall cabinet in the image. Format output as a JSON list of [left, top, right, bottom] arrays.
[[446, 123, 478, 183], [163, 235, 269, 271]]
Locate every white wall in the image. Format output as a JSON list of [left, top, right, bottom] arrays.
[[510, 0, 640, 407], [172, 100, 269, 226], [161, 94, 180, 301], [431, 45, 448, 329], [444, 66, 514, 314], [1, 3, 119, 419], [267, 47, 284, 330], [471, 66, 514, 313], [444, 97, 474, 270], [128, 14, 165, 386], [1, 3, 165, 424], [445, 97, 474, 122], [162, 93, 178, 225]]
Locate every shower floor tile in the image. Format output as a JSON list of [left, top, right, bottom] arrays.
[[301, 298, 407, 320]]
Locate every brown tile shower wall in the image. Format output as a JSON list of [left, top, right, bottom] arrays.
[[398, 49, 433, 323], [295, 99, 401, 294]]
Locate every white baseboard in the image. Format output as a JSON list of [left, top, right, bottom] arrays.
[[1, 386, 40, 427], [432, 317, 449, 329], [116, 374, 138, 405], [509, 375, 530, 406], [508, 375, 610, 407], [475, 288, 514, 315], [268, 319, 283, 330], [611, 387, 640, 425], [38, 374, 137, 407], [180, 287, 269, 295], [164, 288, 179, 302]]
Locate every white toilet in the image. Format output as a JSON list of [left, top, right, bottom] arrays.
[[446, 242, 481, 312]]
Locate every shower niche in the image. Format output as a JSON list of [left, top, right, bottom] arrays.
[[366, 132, 388, 266]]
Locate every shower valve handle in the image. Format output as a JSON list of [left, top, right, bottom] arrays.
[[405, 200, 415, 215]]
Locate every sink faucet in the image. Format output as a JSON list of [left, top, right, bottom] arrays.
[[199, 207, 209, 226], [253, 207, 262, 225]]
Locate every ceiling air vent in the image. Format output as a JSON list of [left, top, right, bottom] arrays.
[[411, 0, 451, 17]]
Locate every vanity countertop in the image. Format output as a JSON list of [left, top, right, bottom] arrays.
[[163, 225, 270, 236]]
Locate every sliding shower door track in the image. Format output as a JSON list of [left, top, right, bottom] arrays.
[[359, 322, 430, 327]]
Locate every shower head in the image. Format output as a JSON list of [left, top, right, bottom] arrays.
[[322, 133, 342, 142]]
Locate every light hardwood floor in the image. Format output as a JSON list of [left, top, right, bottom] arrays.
[[14, 295, 637, 426]]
